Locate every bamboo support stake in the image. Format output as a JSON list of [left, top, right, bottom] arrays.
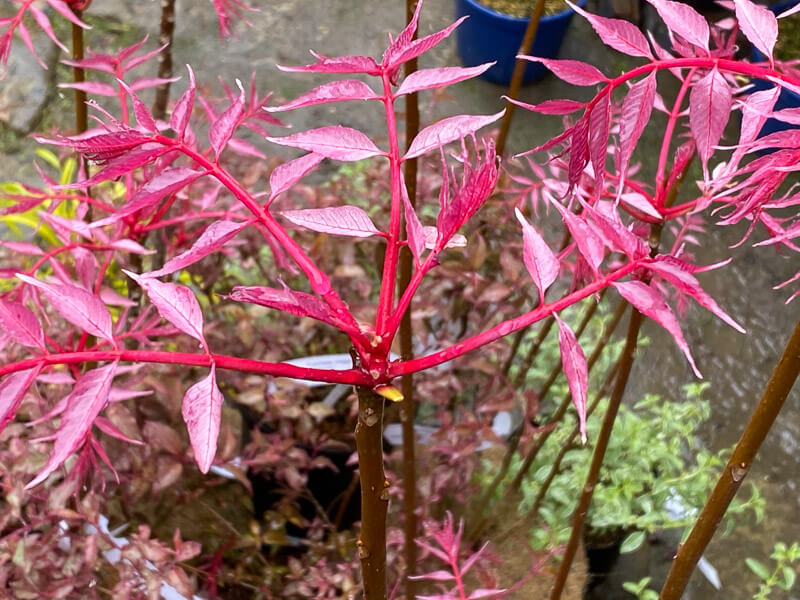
[[399, 1, 420, 595], [496, 0, 547, 156], [549, 307, 645, 600], [355, 386, 389, 600], [152, 0, 177, 120], [659, 315, 800, 600], [71, 16, 87, 137], [528, 341, 624, 518]]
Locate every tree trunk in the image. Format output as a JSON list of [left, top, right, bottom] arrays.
[[355, 386, 388, 600]]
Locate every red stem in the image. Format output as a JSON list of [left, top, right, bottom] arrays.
[[388, 257, 647, 377], [375, 72, 404, 337], [154, 135, 368, 349], [0, 351, 370, 385], [655, 68, 696, 206]]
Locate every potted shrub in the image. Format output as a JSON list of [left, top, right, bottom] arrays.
[[455, 0, 588, 84]]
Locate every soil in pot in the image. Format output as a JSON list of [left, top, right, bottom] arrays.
[[479, 0, 568, 18]]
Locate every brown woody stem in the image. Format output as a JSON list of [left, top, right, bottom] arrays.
[[71, 16, 87, 137], [355, 386, 388, 600], [658, 315, 800, 599], [549, 307, 645, 600], [549, 141, 693, 600], [528, 329, 625, 518], [400, 1, 420, 595], [496, 0, 546, 156], [152, 0, 177, 120]]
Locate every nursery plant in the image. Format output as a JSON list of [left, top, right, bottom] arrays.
[[3, 0, 800, 598]]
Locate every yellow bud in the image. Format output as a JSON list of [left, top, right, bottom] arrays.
[[374, 384, 404, 403]]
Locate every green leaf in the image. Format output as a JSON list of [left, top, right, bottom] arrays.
[[782, 566, 796, 590], [35, 148, 61, 169], [620, 531, 646, 554], [746, 558, 771, 581]]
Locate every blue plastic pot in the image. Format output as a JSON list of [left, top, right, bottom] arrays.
[[749, 0, 800, 140], [455, 0, 588, 85]]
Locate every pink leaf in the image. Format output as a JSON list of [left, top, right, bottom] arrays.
[[118, 80, 157, 133], [17, 22, 46, 69], [404, 111, 504, 160], [614, 280, 701, 377], [588, 93, 611, 192], [170, 66, 196, 138], [78, 144, 171, 187], [619, 71, 657, 176], [589, 201, 649, 257], [647, 257, 745, 333], [423, 227, 466, 249], [411, 570, 455, 582], [0, 299, 45, 350], [182, 366, 224, 474], [58, 80, 118, 96], [519, 56, 608, 86], [0, 368, 40, 435], [227, 137, 266, 159], [209, 82, 245, 158], [266, 126, 384, 161], [647, 0, 709, 51], [689, 67, 732, 167], [266, 80, 379, 112], [282, 206, 382, 238], [403, 181, 425, 263], [130, 76, 180, 91], [145, 220, 247, 278], [396, 63, 494, 95], [72, 246, 98, 290], [568, 114, 590, 190], [552, 201, 604, 274], [228, 285, 344, 329], [46, 0, 90, 29], [94, 417, 143, 445], [40, 212, 93, 241], [26, 362, 118, 489], [268, 153, 325, 203], [124, 271, 206, 348], [277, 52, 381, 75], [619, 192, 661, 220], [0, 241, 44, 255], [505, 96, 586, 115], [515, 208, 559, 304], [383, 17, 467, 70], [735, 0, 778, 62], [16, 274, 114, 344], [109, 239, 154, 255], [554, 315, 588, 443], [93, 167, 205, 226], [567, 1, 653, 58], [778, 2, 800, 17], [29, 6, 67, 52]]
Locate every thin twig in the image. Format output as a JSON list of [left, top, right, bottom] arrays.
[[400, 3, 421, 596], [496, 0, 547, 156], [659, 315, 800, 600], [152, 0, 177, 120]]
